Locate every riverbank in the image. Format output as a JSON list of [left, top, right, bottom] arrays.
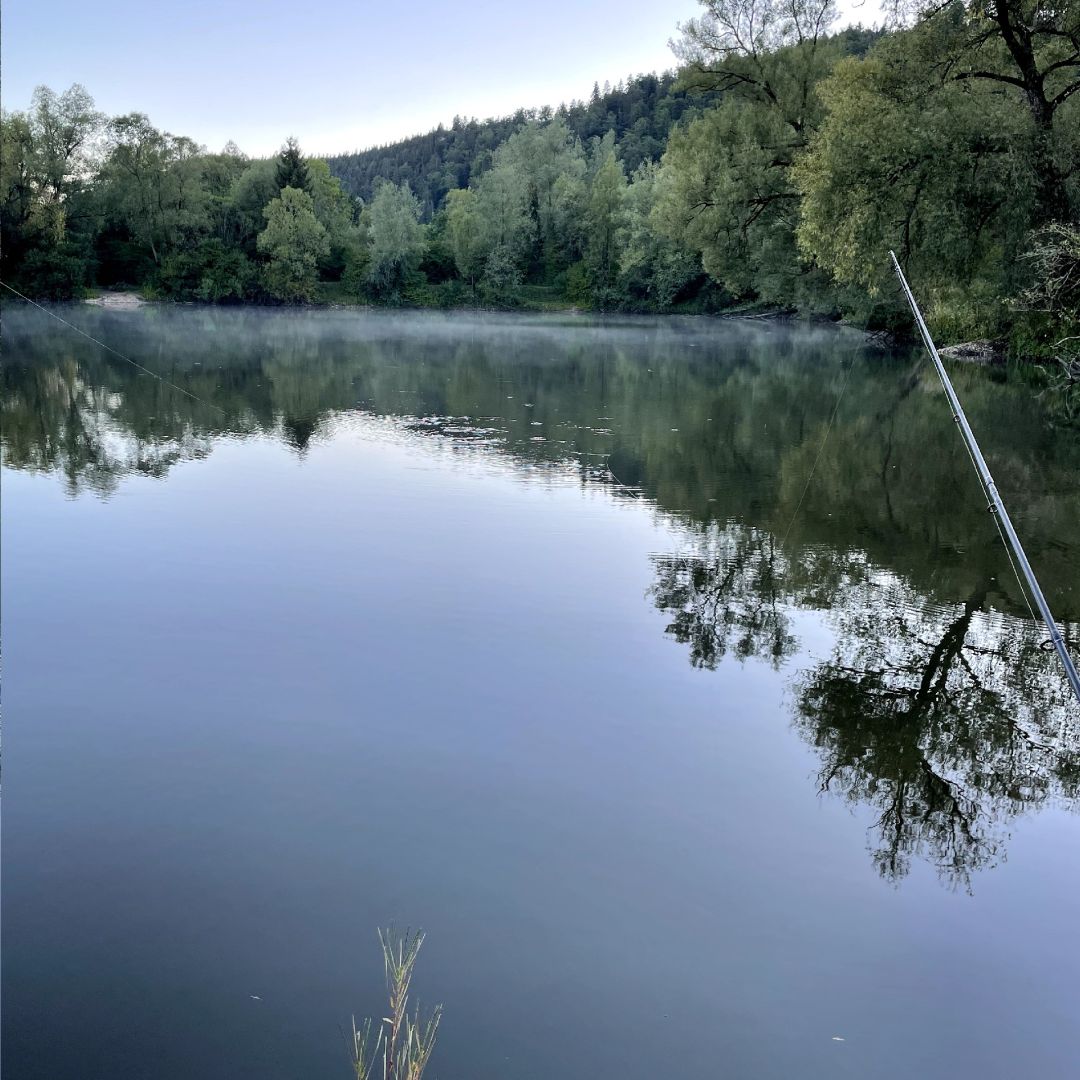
[[56, 288, 1070, 381], [83, 291, 147, 308], [79, 284, 802, 323]]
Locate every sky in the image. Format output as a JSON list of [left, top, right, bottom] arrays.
[[3, 0, 886, 158]]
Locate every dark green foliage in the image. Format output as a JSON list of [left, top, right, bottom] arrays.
[[156, 240, 261, 303], [230, 160, 279, 253], [93, 223, 155, 287], [15, 241, 94, 299], [402, 276, 475, 309], [274, 136, 311, 193], [1, 85, 101, 296], [794, 0, 1078, 348], [563, 261, 591, 306], [417, 214, 458, 284]]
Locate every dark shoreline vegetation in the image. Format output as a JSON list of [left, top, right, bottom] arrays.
[[2, 0, 1078, 400]]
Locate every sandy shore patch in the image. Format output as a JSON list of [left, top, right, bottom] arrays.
[[85, 291, 146, 307]]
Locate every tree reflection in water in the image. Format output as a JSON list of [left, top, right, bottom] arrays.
[[5, 304, 1078, 888], [650, 528, 1080, 890], [650, 527, 796, 670]]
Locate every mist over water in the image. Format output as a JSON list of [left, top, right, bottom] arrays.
[[4, 305, 1080, 1079]]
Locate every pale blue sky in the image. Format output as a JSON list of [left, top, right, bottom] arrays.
[[3, 0, 885, 157]]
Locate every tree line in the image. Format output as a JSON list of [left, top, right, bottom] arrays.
[[325, 72, 731, 214], [2, 0, 1077, 360]]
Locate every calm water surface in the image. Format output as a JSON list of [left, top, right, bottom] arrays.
[[4, 306, 1080, 1079]]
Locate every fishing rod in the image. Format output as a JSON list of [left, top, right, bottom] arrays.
[[889, 251, 1080, 706]]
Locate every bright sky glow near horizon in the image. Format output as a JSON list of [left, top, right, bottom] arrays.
[[3, 0, 886, 158]]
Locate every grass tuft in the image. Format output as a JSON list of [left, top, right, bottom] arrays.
[[351, 928, 442, 1080]]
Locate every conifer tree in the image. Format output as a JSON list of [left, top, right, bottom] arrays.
[[275, 136, 311, 193]]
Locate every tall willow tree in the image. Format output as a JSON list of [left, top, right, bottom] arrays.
[[659, 0, 844, 305], [103, 114, 209, 267], [584, 133, 628, 297], [0, 83, 103, 295], [472, 155, 534, 294], [494, 117, 587, 275], [443, 188, 486, 285], [364, 181, 426, 298], [796, 1, 1079, 336], [620, 161, 702, 306], [887, 0, 1080, 224], [795, 29, 1034, 305]]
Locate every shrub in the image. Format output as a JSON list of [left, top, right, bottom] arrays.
[[157, 240, 260, 303]]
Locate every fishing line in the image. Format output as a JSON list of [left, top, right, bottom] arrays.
[[901, 270, 1046, 639], [890, 251, 1080, 704], [0, 280, 227, 416], [952, 406, 1043, 631], [605, 461, 641, 498], [779, 357, 851, 549]]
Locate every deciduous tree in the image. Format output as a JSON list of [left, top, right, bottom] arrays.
[[257, 186, 329, 302], [888, 0, 1080, 223], [364, 181, 426, 297]]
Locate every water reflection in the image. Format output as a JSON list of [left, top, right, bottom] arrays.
[[797, 582, 1078, 889], [650, 529, 796, 670], [4, 302, 1078, 889], [649, 523, 1079, 888]]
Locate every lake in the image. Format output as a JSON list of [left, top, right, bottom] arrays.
[[3, 305, 1079, 1079]]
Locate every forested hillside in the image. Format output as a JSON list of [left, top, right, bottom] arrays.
[[324, 73, 730, 214], [2, 0, 1078, 394]]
